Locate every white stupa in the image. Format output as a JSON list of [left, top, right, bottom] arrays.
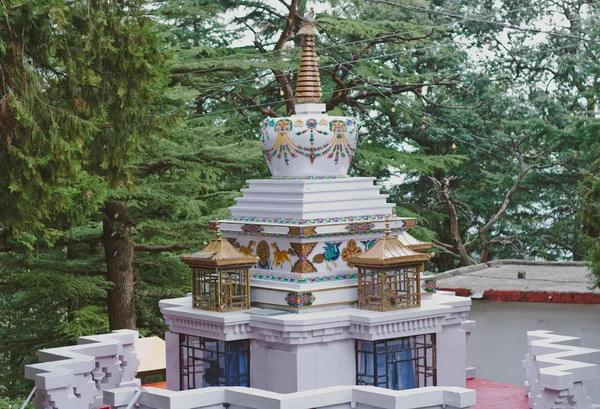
[[159, 8, 473, 395]]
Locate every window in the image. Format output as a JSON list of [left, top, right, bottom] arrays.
[[356, 334, 436, 390], [179, 334, 250, 390]]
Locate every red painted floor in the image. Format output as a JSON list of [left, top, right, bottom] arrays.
[[142, 379, 529, 408], [467, 378, 529, 409]]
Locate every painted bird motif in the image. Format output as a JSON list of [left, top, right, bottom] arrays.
[[360, 239, 377, 251], [312, 242, 342, 271]]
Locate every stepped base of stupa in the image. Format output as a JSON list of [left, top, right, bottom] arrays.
[[219, 177, 421, 312]]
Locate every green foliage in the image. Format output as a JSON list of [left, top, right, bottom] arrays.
[[580, 143, 600, 288], [0, 0, 168, 245], [2, 0, 600, 400], [0, 0, 170, 398]]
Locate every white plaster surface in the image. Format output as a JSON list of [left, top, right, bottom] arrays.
[[105, 385, 476, 409], [260, 114, 358, 177], [524, 330, 600, 408], [165, 332, 180, 391], [437, 323, 467, 388], [24, 330, 140, 409], [161, 291, 471, 394], [228, 178, 394, 219]]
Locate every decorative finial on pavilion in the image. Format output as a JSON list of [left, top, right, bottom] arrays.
[[295, 7, 322, 103], [385, 216, 391, 238], [215, 218, 222, 241]]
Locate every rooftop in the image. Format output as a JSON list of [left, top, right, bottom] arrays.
[[436, 260, 599, 302]]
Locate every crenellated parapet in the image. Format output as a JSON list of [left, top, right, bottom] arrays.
[[105, 384, 476, 409], [24, 330, 140, 409], [523, 330, 600, 409]]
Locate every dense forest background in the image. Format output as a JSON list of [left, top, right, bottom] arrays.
[[1, 0, 599, 403]]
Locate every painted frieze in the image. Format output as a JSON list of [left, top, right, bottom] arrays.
[[271, 243, 295, 268], [260, 115, 359, 177], [311, 242, 342, 271], [290, 242, 318, 273], [256, 240, 272, 270], [285, 292, 316, 307], [341, 239, 362, 267], [422, 278, 437, 293]]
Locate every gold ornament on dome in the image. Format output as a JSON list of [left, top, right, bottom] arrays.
[[297, 7, 319, 36]]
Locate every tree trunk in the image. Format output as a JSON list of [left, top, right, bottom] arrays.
[[480, 234, 490, 263], [103, 201, 136, 330], [433, 177, 474, 266]]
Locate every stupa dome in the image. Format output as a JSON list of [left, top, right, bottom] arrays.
[[260, 8, 358, 177]]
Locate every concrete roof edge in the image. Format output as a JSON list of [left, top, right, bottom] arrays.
[[436, 259, 587, 279]]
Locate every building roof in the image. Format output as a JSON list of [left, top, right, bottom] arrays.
[[397, 231, 433, 252], [349, 222, 432, 266], [180, 222, 258, 268], [135, 336, 166, 373], [436, 260, 598, 297]]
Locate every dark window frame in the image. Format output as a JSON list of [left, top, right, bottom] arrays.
[[356, 334, 436, 390], [179, 334, 250, 390]]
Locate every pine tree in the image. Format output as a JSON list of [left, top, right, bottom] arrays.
[[0, 0, 169, 395], [580, 143, 600, 288]]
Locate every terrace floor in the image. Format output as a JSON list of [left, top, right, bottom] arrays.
[[467, 379, 528, 409]]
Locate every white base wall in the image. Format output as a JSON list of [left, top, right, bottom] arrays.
[[161, 291, 472, 394], [437, 323, 467, 388], [165, 332, 180, 391], [251, 339, 355, 393]]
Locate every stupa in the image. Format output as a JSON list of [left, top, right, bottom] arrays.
[[159, 8, 472, 395]]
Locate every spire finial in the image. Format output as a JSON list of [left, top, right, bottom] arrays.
[[385, 216, 391, 238], [215, 218, 222, 240], [295, 6, 322, 103]]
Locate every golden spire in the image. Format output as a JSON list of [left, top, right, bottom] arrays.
[[215, 218, 222, 241], [385, 216, 391, 238], [295, 7, 322, 103]]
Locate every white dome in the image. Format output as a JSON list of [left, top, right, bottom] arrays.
[[260, 112, 359, 177]]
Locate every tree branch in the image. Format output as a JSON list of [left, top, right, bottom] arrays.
[[134, 243, 190, 252]]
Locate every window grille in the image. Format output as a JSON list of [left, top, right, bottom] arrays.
[[356, 334, 436, 390], [179, 334, 250, 390]]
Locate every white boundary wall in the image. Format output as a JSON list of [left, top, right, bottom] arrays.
[[523, 330, 600, 409], [24, 330, 140, 409], [105, 385, 476, 409]]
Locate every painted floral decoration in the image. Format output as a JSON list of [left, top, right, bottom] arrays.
[[306, 118, 318, 128], [341, 239, 362, 267]]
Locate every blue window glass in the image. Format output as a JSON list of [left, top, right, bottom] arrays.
[[356, 334, 436, 390], [179, 334, 250, 390]]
